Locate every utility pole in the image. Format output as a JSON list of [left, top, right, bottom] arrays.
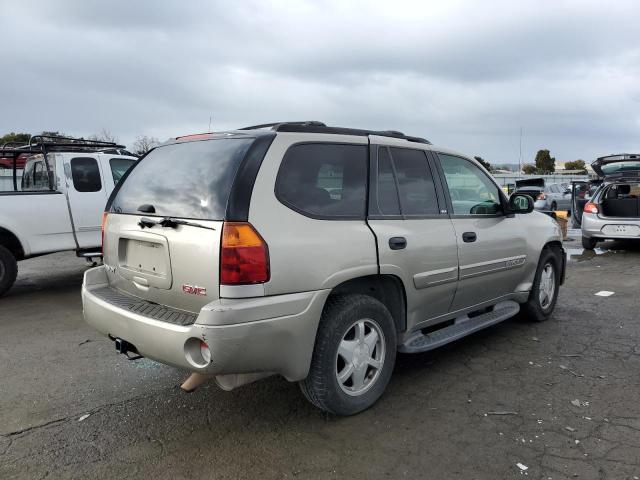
[[208, 116, 212, 133], [519, 126, 523, 173]]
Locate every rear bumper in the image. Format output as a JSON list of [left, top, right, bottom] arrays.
[[82, 266, 330, 381], [582, 213, 640, 239]]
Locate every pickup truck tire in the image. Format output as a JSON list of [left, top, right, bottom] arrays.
[[522, 247, 561, 322], [299, 294, 397, 416], [0, 245, 18, 297]]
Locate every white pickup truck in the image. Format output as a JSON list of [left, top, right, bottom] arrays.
[[0, 137, 137, 296]]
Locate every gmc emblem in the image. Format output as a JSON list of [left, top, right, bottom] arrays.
[[182, 284, 207, 296]]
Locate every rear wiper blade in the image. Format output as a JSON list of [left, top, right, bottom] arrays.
[[138, 217, 215, 231], [158, 217, 216, 231]]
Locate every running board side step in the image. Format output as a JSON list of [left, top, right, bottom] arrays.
[[399, 301, 520, 354]]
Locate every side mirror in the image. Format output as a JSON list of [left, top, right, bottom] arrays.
[[508, 194, 534, 214]]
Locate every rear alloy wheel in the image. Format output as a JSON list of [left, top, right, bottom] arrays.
[[523, 248, 561, 322], [582, 236, 597, 250], [300, 294, 396, 415], [0, 245, 18, 298]]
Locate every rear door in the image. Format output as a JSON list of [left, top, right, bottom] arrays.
[[367, 141, 459, 329], [104, 136, 256, 313], [63, 155, 109, 249], [433, 153, 528, 311]]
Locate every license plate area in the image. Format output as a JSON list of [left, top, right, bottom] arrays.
[[117, 232, 172, 289], [601, 224, 640, 237], [123, 239, 167, 275]]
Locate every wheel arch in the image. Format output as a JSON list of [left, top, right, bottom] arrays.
[[328, 274, 407, 333], [0, 226, 25, 260]]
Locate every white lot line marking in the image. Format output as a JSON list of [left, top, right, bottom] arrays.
[[594, 290, 615, 297]]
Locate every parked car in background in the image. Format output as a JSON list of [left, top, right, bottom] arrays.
[[0, 136, 137, 296], [575, 153, 640, 249], [83, 121, 565, 416], [513, 178, 572, 212]]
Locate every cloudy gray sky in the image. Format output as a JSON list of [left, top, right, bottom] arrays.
[[2, 0, 640, 165]]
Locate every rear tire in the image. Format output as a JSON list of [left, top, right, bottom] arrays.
[[0, 245, 18, 298], [582, 236, 597, 250], [522, 247, 561, 322], [299, 294, 397, 416]]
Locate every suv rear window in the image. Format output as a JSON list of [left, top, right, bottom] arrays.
[[275, 143, 367, 219], [110, 138, 253, 220]]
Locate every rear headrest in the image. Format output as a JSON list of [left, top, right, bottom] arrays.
[[618, 184, 631, 195]]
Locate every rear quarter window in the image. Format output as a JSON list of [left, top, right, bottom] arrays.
[[275, 143, 368, 219], [110, 138, 254, 220]]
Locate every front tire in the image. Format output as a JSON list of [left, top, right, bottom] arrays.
[[582, 236, 597, 250], [522, 247, 561, 322], [299, 294, 397, 416], [0, 245, 18, 298]]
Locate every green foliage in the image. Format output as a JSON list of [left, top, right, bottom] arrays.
[[0, 132, 31, 145], [563, 159, 586, 172], [534, 149, 555, 173], [522, 163, 537, 175], [474, 156, 492, 172]]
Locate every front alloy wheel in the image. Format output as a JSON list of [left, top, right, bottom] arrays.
[[538, 263, 556, 310]]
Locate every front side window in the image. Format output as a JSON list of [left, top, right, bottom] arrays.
[[275, 143, 367, 218], [109, 158, 136, 184], [71, 157, 102, 192], [439, 154, 502, 215], [389, 147, 439, 215]]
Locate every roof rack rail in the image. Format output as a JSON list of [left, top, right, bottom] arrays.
[[28, 134, 125, 150], [239, 121, 327, 131], [238, 121, 431, 144]]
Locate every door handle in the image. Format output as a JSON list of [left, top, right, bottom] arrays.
[[389, 237, 407, 250], [462, 232, 477, 243]]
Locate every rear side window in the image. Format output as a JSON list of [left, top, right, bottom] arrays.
[[109, 158, 136, 184], [71, 157, 102, 192], [110, 138, 253, 220], [275, 143, 367, 219], [22, 159, 52, 191], [373, 147, 439, 216]]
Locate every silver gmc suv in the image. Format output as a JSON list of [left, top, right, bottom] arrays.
[[82, 121, 565, 415]]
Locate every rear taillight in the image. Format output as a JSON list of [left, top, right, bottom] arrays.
[[584, 202, 599, 214], [220, 222, 270, 285], [101, 212, 108, 254], [537, 192, 546, 200]]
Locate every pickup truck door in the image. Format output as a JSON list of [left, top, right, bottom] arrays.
[[432, 152, 528, 311], [63, 156, 109, 249], [366, 141, 459, 331]]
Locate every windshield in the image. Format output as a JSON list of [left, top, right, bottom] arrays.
[[109, 138, 254, 220]]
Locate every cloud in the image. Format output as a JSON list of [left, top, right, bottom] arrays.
[[2, 0, 639, 164]]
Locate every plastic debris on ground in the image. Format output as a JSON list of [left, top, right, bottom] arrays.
[[594, 290, 615, 297]]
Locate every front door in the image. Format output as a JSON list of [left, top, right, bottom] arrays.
[[63, 156, 109, 249], [433, 153, 528, 311], [367, 140, 459, 331]]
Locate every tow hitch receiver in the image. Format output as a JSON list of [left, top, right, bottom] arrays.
[[112, 336, 143, 361]]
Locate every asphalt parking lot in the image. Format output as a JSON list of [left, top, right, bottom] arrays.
[[1, 236, 640, 480]]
